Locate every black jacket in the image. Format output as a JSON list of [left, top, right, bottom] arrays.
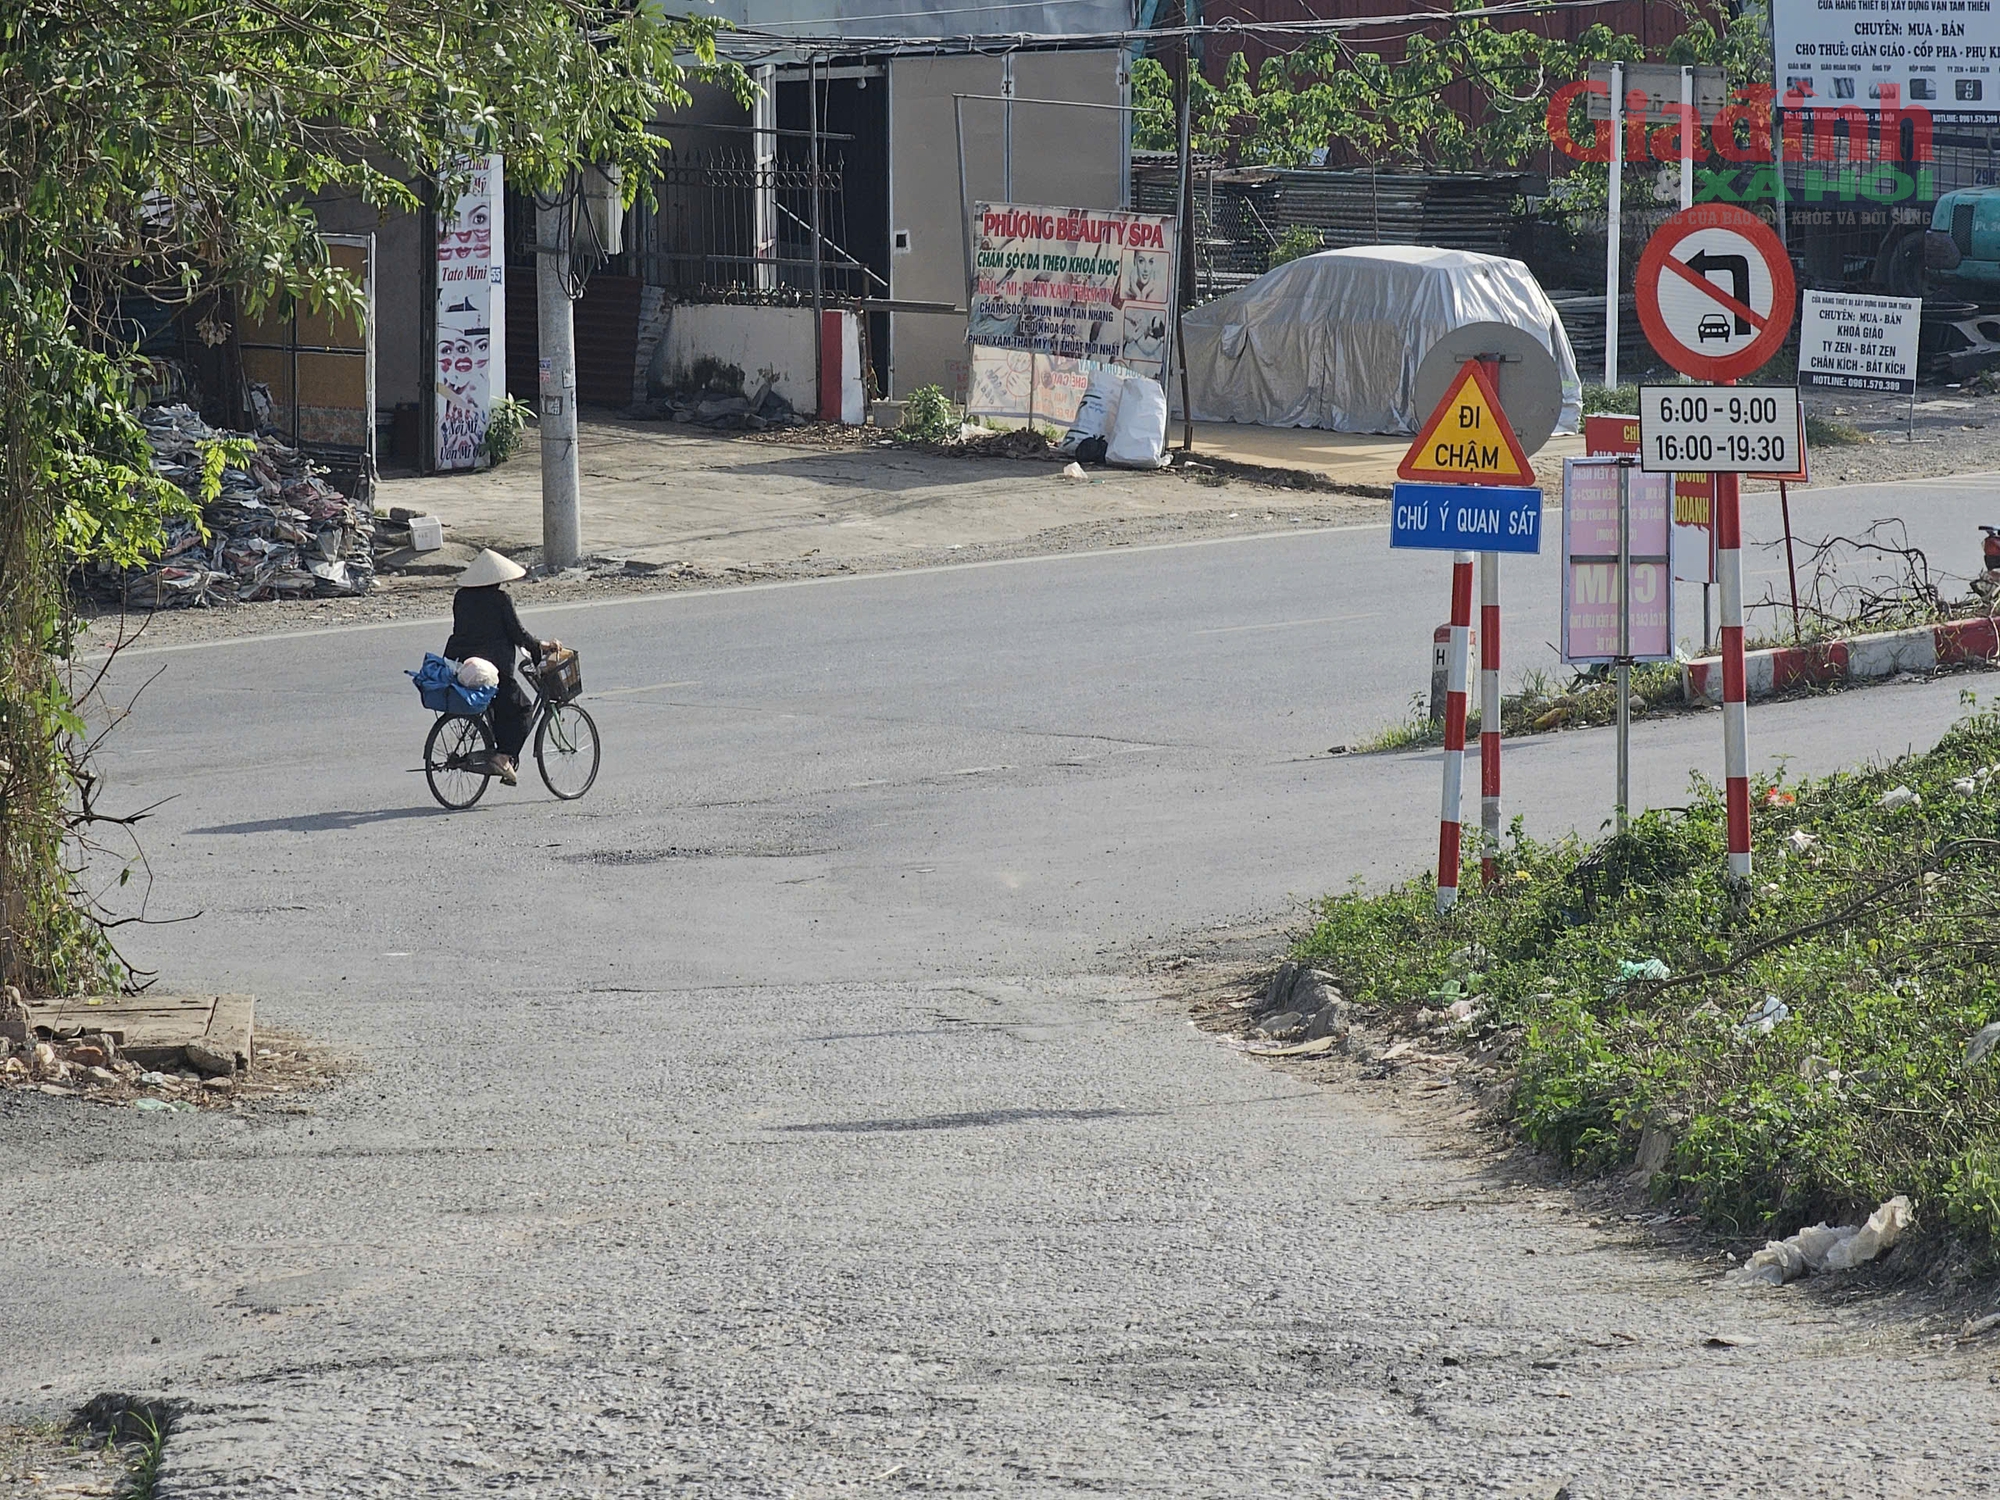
[[445, 585, 539, 677]]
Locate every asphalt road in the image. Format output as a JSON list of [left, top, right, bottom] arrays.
[[6, 478, 2000, 1496]]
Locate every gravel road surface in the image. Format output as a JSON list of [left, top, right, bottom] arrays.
[[8, 504, 2000, 1496]]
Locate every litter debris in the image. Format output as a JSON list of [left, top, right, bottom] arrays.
[[1960, 1312, 2000, 1341], [1059, 461, 1088, 480], [81, 405, 376, 608], [1877, 785, 1922, 811], [1968, 1021, 2000, 1066], [1735, 995, 1790, 1037], [1606, 958, 1670, 995], [1728, 1196, 1913, 1286], [1786, 830, 1819, 854]]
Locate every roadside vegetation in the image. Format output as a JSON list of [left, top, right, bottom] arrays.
[[1356, 662, 1686, 752], [1299, 694, 2000, 1265]]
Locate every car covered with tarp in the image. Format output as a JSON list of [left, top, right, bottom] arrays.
[[1177, 245, 1582, 434]]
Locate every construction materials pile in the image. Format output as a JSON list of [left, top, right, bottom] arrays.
[[81, 405, 376, 609]]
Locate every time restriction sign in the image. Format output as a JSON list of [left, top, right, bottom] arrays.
[[1634, 205, 1795, 382], [1638, 385, 1802, 474]]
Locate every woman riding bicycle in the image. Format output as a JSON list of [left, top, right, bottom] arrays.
[[445, 549, 559, 785]]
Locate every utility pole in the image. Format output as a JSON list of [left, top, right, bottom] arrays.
[[537, 192, 582, 571]]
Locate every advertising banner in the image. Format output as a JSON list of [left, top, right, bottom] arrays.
[[1798, 290, 1922, 396], [967, 202, 1177, 383], [434, 155, 504, 471], [1773, 0, 1999, 113], [966, 347, 1095, 427], [1562, 458, 1676, 664], [1582, 415, 1714, 583]]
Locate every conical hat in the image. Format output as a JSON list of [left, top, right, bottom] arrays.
[[458, 548, 526, 587]]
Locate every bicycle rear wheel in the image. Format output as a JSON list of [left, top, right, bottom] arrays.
[[424, 714, 495, 810], [535, 702, 600, 800]]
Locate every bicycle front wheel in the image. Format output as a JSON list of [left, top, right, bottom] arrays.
[[535, 702, 600, 800], [424, 714, 494, 810]]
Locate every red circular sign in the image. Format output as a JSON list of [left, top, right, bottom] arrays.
[[1634, 205, 1795, 382]]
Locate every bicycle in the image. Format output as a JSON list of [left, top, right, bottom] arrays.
[[422, 648, 600, 810]]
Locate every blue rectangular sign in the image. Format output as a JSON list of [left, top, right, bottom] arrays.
[[1389, 482, 1543, 554]]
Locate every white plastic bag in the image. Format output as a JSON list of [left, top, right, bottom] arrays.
[[1105, 376, 1170, 469], [1061, 367, 1135, 452]]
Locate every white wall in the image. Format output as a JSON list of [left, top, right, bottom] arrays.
[[651, 303, 864, 421]]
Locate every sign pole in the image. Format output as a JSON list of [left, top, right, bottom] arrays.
[[1680, 66, 1695, 212], [1480, 550, 1501, 885], [1718, 466, 1752, 887], [1437, 551, 1475, 913], [1606, 62, 1624, 390], [1615, 457, 1632, 835], [1780, 479, 1803, 636]]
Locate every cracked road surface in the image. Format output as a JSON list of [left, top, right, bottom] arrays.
[[6, 505, 1998, 1496]]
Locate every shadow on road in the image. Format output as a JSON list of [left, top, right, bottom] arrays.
[[189, 805, 461, 835]]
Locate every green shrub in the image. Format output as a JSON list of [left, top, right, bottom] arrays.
[[480, 394, 534, 466], [1267, 225, 1325, 270], [897, 385, 957, 444], [1294, 694, 2000, 1257]]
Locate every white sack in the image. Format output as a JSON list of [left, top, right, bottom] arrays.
[[1061, 366, 1136, 451], [1105, 377, 1169, 469]]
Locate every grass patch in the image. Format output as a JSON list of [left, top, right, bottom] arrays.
[[1296, 692, 2000, 1263], [1354, 663, 1689, 752], [1805, 412, 1867, 447]]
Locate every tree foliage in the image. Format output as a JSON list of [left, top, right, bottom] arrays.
[[0, 1, 744, 992], [1133, 3, 1756, 172]]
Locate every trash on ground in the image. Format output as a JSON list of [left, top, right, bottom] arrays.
[[1735, 995, 1790, 1037], [1877, 785, 1922, 811], [1787, 830, 1819, 853], [1968, 1020, 2000, 1066], [1960, 1311, 2000, 1341], [81, 404, 376, 608], [1728, 1196, 1913, 1286], [1609, 958, 1671, 993], [1059, 461, 1088, 480]]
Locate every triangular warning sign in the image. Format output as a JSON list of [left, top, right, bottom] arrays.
[[1397, 359, 1533, 486]]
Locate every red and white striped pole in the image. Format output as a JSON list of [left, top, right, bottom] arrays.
[[1437, 550, 1475, 913], [1716, 470, 1752, 884], [1479, 552, 1501, 886]]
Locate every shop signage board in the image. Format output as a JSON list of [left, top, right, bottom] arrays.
[[1634, 204, 1796, 382], [1396, 360, 1536, 485], [1561, 458, 1675, 664], [1639, 385, 1804, 474], [1798, 290, 1922, 396], [966, 202, 1178, 382], [434, 154, 504, 472], [1772, 0, 2000, 115], [1389, 483, 1544, 553]]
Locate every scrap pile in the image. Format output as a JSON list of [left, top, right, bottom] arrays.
[[85, 405, 376, 608]]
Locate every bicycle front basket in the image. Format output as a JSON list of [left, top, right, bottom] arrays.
[[538, 649, 583, 704]]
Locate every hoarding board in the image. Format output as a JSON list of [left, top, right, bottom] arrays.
[[1773, 0, 2000, 114], [434, 155, 504, 471], [1561, 458, 1676, 664], [1798, 290, 1922, 396], [967, 202, 1177, 382]]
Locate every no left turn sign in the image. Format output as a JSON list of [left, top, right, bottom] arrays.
[[1635, 205, 1796, 383]]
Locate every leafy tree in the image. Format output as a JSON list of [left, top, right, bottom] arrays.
[[0, 2, 744, 992], [1135, 3, 1749, 171]]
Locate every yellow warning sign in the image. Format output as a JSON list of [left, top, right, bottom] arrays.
[[1397, 359, 1533, 486]]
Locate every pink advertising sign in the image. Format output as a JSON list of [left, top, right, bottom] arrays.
[[434, 155, 504, 471], [1561, 457, 1676, 664]]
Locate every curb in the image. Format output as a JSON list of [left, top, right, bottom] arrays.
[[1682, 617, 2000, 704]]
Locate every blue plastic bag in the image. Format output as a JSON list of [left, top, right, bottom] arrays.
[[409, 653, 496, 715]]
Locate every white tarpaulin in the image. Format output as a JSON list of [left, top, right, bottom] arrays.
[[1179, 245, 1582, 435]]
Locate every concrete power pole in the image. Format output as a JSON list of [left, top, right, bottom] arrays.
[[536, 194, 583, 571]]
